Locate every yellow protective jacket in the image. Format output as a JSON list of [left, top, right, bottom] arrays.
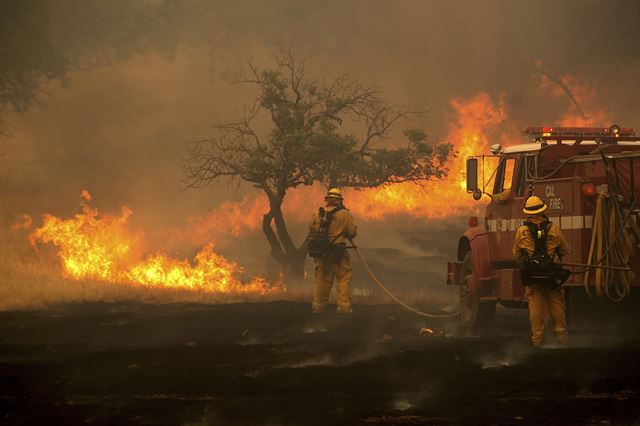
[[309, 207, 358, 245], [512, 216, 569, 260]]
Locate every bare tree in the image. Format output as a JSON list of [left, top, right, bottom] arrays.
[[184, 48, 452, 282]]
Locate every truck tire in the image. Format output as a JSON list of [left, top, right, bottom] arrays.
[[459, 251, 496, 328]]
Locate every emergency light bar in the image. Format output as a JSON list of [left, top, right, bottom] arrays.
[[523, 125, 637, 142]]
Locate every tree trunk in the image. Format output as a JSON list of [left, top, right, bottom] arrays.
[[262, 201, 307, 286]]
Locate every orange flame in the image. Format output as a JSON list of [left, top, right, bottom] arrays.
[[347, 92, 506, 219], [181, 189, 319, 245], [29, 192, 282, 295], [29, 201, 134, 280], [126, 244, 272, 293], [186, 196, 268, 244]]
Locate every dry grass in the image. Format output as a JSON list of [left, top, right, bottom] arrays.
[[0, 233, 290, 311]]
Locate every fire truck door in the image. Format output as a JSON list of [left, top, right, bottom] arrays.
[[487, 157, 517, 259]]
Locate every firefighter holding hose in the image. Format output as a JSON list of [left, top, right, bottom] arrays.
[[513, 195, 571, 347], [307, 188, 358, 314]]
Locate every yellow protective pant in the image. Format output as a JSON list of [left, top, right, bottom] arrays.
[[311, 254, 353, 313], [525, 285, 568, 346]]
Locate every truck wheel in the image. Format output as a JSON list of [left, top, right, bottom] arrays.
[[459, 252, 496, 328]]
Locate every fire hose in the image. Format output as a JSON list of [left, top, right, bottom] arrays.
[[582, 192, 637, 301], [347, 238, 460, 319]]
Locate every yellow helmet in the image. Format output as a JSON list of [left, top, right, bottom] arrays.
[[324, 188, 343, 200], [523, 195, 547, 215]]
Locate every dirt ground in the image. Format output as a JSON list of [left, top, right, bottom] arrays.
[[1, 301, 639, 425]]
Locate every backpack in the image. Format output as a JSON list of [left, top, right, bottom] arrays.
[[520, 220, 570, 287], [307, 206, 344, 259]]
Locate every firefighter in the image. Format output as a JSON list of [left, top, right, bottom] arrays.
[[513, 195, 570, 347], [308, 188, 358, 314]]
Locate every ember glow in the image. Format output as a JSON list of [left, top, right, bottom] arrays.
[[29, 192, 282, 295]]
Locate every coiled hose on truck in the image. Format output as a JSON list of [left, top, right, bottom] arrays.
[[583, 192, 637, 301]]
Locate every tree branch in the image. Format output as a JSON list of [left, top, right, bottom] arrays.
[[536, 65, 587, 120]]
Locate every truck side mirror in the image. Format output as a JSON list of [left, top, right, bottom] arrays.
[[466, 158, 479, 192]]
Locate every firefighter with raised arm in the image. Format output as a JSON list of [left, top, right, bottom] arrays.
[[307, 188, 358, 314], [513, 195, 571, 346]]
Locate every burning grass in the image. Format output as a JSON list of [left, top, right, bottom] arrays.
[[0, 191, 289, 311], [26, 192, 283, 295], [0, 234, 283, 311]]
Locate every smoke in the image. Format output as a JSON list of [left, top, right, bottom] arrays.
[[2, 0, 640, 307], [475, 340, 532, 369]]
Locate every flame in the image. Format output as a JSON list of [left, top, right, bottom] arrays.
[[177, 192, 313, 246], [29, 192, 281, 295], [185, 196, 268, 244], [126, 244, 272, 293], [347, 92, 506, 219], [29, 201, 134, 280]]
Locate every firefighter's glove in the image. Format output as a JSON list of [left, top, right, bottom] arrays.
[[552, 266, 572, 288], [332, 243, 347, 261]]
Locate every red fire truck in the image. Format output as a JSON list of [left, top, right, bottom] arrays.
[[448, 125, 640, 328]]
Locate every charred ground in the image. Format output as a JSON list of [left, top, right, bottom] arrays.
[[1, 301, 639, 425]]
